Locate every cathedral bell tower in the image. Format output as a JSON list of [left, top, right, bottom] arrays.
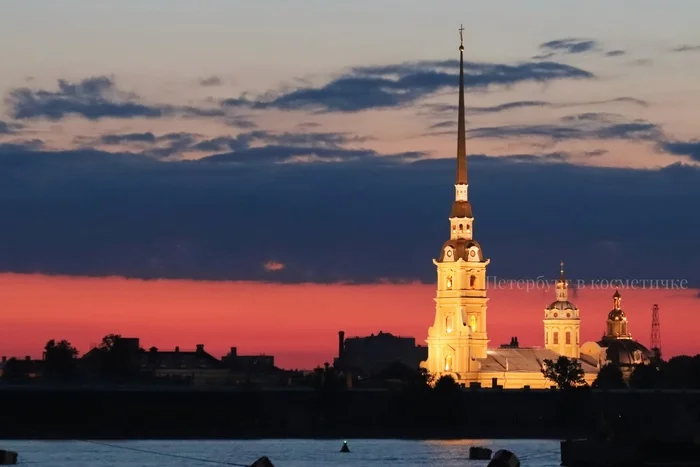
[[422, 26, 490, 381], [543, 262, 580, 359]]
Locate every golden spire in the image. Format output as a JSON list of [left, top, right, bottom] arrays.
[[613, 289, 622, 309], [456, 24, 467, 185], [556, 260, 568, 294]]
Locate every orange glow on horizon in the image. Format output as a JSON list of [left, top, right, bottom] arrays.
[[0, 273, 698, 369]]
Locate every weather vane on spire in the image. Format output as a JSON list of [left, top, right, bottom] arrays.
[[459, 24, 465, 49]]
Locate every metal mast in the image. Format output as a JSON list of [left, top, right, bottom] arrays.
[[651, 303, 661, 357]]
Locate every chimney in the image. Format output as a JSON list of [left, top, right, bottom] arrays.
[[196, 344, 204, 353], [25, 356, 31, 361], [1, 356, 6, 363], [230, 347, 238, 357], [338, 331, 345, 359], [175, 346, 180, 353]]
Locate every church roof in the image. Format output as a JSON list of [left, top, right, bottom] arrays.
[[546, 300, 578, 311], [439, 238, 484, 262], [597, 337, 653, 367], [450, 200, 473, 218], [479, 348, 599, 373]]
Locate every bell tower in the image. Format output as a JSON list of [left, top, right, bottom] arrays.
[[422, 26, 490, 382], [543, 261, 580, 359]]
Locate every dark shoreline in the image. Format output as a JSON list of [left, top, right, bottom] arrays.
[[0, 386, 695, 440]]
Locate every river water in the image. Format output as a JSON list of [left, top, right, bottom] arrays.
[[2, 439, 561, 466]]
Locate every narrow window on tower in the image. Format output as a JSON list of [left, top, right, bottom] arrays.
[[566, 331, 571, 345], [470, 275, 476, 288], [445, 315, 452, 333], [545, 332, 548, 345], [446, 275, 453, 290], [469, 315, 476, 331], [444, 355, 452, 372], [553, 332, 559, 345]]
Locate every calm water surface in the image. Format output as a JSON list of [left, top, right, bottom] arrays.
[[2, 439, 561, 466]]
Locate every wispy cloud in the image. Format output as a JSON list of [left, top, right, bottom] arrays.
[[605, 50, 626, 57], [221, 59, 593, 113], [420, 97, 648, 119], [4, 76, 248, 124], [0, 120, 22, 134], [672, 45, 700, 53], [84, 129, 377, 161], [199, 76, 223, 87], [661, 140, 700, 162], [534, 38, 625, 60], [537, 38, 599, 58], [263, 260, 286, 272], [467, 112, 662, 142]]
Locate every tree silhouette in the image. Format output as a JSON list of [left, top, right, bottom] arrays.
[[43, 339, 79, 381], [542, 356, 586, 389], [663, 355, 700, 389], [592, 364, 626, 389], [431, 374, 462, 427], [629, 363, 662, 389], [98, 334, 122, 351], [434, 374, 460, 392]]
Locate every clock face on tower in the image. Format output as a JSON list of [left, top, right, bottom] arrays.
[[469, 250, 476, 257], [446, 250, 452, 258]]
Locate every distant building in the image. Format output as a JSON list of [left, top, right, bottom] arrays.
[[334, 330, 428, 376], [0, 355, 42, 380], [221, 347, 275, 373], [82, 337, 280, 386]]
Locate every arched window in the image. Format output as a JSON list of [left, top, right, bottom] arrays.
[[566, 331, 571, 345], [446, 275, 453, 289], [445, 315, 452, 333], [553, 332, 559, 345], [470, 275, 476, 288], [444, 355, 452, 372], [469, 315, 477, 331]]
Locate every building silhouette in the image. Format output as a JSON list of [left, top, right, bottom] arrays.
[[334, 330, 427, 376]]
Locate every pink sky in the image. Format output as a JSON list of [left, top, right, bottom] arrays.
[[1, 273, 697, 369]]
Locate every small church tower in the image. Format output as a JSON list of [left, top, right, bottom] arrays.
[[606, 289, 631, 339], [423, 25, 490, 381], [543, 262, 580, 359]]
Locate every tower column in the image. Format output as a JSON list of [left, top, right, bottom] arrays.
[[423, 25, 489, 385]]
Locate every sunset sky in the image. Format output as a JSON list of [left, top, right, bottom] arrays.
[[1, 1, 699, 368]]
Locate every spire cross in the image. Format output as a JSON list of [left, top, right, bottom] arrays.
[[459, 24, 465, 47]]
